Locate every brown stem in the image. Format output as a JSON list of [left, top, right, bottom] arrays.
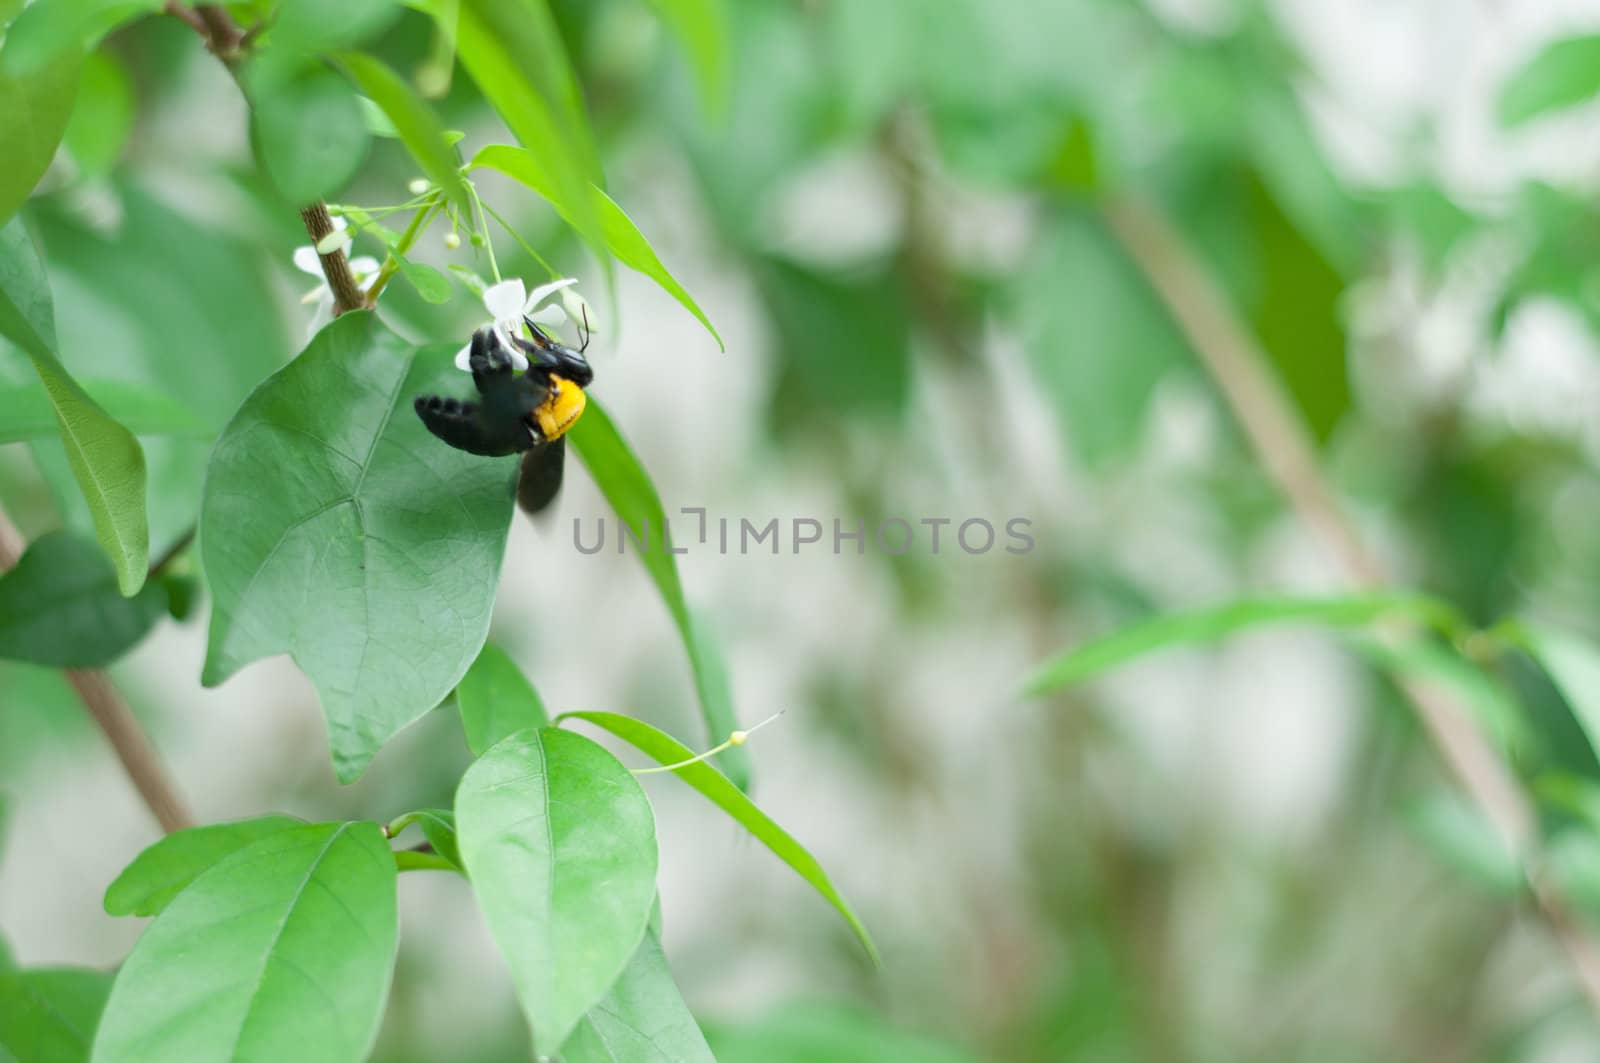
[[163, 2, 244, 66], [300, 203, 370, 316], [0, 507, 195, 835], [1100, 193, 1600, 1016]]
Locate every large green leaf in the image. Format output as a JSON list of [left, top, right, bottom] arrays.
[[562, 931, 714, 1063], [0, 43, 79, 226], [440, 0, 604, 260], [455, 640, 548, 756], [1025, 591, 1461, 695], [200, 312, 517, 781], [0, 968, 114, 1063], [455, 727, 658, 1051], [0, 217, 148, 594], [562, 711, 878, 963], [469, 144, 722, 348], [0, 531, 165, 668], [0, 0, 161, 76], [0, 377, 210, 442], [337, 51, 470, 217], [62, 47, 133, 178], [569, 400, 737, 754], [103, 815, 304, 917], [247, 60, 370, 205], [91, 822, 398, 1063], [1499, 34, 1600, 127]]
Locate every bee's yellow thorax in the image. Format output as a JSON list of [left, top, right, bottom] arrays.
[[535, 374, 587, 441]]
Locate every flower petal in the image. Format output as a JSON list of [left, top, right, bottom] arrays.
[[521, 276, 578, 312], [349, 256, 382, 275], [292, 246, 323, 276], [526, 304, 566, 327], [455, 342, 474, 372], [305, 294, 334, 342], [483, 278, 527, 320]]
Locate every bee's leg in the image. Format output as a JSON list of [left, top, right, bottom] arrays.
[[467, 326, 517, 395]]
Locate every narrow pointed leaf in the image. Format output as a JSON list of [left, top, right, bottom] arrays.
[[103, 815, 303, 917], [1499, 34, 1600, 127], [1025, 591, 1462, 695], [385, 808, 461, 871], [456, 727, 658, 1050], [1516, 623, 1600, 764], [0, 377, 212, 443], [336, 51, 470, 216], [562, 931, 714, 1063], [562, 711, 877, 963], [91, 822, 398, 1063], [643, 0, 728, 121], [568, 400, 741, 760], [455, 641, 548, 755], [200, 312, 517, 781], [471, 144, 722, 348], [0, 217, 148, 594]]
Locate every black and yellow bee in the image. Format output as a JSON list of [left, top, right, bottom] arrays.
[[414, 317, 593, 515]]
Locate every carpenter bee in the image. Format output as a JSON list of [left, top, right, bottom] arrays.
[[414, 316, 594, 515]]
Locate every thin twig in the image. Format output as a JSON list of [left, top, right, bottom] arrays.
[[1100, 193, 1600, 1016], [299, 203, 369, 316], [0, 507, 195, 835]]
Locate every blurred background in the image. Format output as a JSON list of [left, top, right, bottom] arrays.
[[8, 0, 1600, 1059]]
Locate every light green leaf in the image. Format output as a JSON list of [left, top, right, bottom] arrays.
[[399, 259, 452, 303], [562, 711, 878, 963], [0, 968, 114, 1063], [200, 312, 517, 782], [103, 815, 304, 917], [644, 0, 728, 121], [569, 400, 735, 753], [92, 822, 398, 1063], [455, 641, 548, 756], [247, 60, 370, 205], [0, 531, 165, 668], [62, 48, 133, 177], [1499, 34, 1600, 127], [562, 931, 714, 1063], [0, 377, 210, 443], [1357, 639, 1532, 760], [0, 217, 148, 595], [436, 0, 605, 262], [336, 51, 469, 217], [0, 36, 79, 225], [275, 0, 400, 51], [471, 144, 722, 348], [455, 727, 658, 1050], [385, 808, 460, 871], [1404, 791, 1522, 896], [1515, 623, 1600, 764], [1025, 591, 1461, 695], [0, 0, 160, 76]]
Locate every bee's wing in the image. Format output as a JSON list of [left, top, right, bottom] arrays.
[[516, 436, 566, 516]]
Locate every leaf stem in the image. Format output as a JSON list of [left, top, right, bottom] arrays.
[[366, 197, 442, 304], [629, 711, 786, 775]]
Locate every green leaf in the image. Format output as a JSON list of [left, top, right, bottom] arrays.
[[455, 641, 548, 756], [0, 217, 148, 595], [688, 608, 749, 790], [562, 931, 714, 1063], [1358, 638, 1532, 760], [569, 400, 735, 753], [0, 531, 165, 668], [0, 0, 160, 76], [91, 822, 398, 1063], [643, 0, 728, 121], [1499, 34, 1600, 127], [469, 144, 722, 348], [385, 808, 461, 871], [1025, 592, 1462, 695], [1515, 623, 1600, 765], [438, 0, 605, 263], [336, 51, 470, 217], [103, 815, 303, 917], [455, 727, 658, 1050], [247, 60, 370, 205], [398, 259, 452, 303], [61, 48, 133, 177], [562, 711, 878, 963], [0, 968, 114, 1063], [200, 312, 517, 782], [705, 1001, 977, 1063], [0, 38, 79, 225], [0, 377, 210, 443], [274, 0, 400, 52]]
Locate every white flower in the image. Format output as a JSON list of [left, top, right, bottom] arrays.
[[292, 218, 380, 340], [454, 277, 578, 372]]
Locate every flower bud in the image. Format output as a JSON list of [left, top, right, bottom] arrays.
[[408, 177, 430, 196], [315, 228, 352, 255], [444, 231, 462, 250]]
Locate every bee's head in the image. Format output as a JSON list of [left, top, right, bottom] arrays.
[[521, 316, 594, 388]]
